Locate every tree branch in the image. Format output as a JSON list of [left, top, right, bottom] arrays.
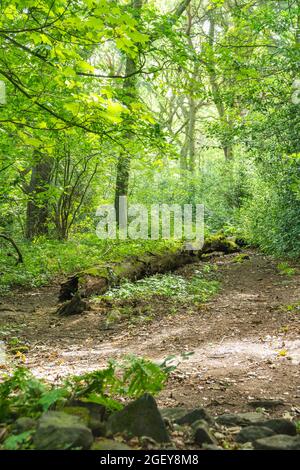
[[0, 234, 23, 264]]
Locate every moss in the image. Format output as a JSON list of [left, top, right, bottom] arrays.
[[233, 253, 250, 263], [81, 266, 109, 278], [203, 233, 239, 254], [62, 407, 90, 426]]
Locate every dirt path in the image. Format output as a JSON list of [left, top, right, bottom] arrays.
[[1, 250, 300, 418]]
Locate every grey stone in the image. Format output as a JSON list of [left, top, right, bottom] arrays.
[[192, 420, 217, 447], [261, 418, 297, 436], [12, 417, 37, 434], [61, 406, 90, 425], [160, 407, 189, 422], [248, 399, 284, 409], [68, 400, 108, 420], [67, 400, 108, 436], [175, 408, 213, 425], [216, 412, 265, 427], [33, 411, 93, 450], [235, 426, 275, 443], [107, 394, 169, 443], [253, 435, 300, 450]]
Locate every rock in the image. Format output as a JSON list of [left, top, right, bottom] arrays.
[[62, 407, 90, 426], [68, 400, 108, 421], [261, 418, 297, 436], [89, 418, 107, 437], [67, 400, 108, 436], [236, 426, 275, 443], [216, 412, 265, 427], [91, 439, 131, 450], [107, 394, 169, 443], [202, 234, 240, 255], [33, 411, 93, 450], [192, 420, 217, 447], [12, 417, 37, 434], [253, 435, 300, 450], [174, 408, 213, 425], [160, 407, 189, 422], [248, 399, 284, 409]]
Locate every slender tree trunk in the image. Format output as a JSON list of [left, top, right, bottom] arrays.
[[25, 152, 52, 239], [114, 0, 194, 218], [183, 5, 199, 175], [207, 14, 234, 161], [187, 88, 197, 173], [114, 0, 142, 224]]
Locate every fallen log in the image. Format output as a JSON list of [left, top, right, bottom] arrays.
[[58, 235, 240, 307]]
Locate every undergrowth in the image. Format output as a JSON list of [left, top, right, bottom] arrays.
[[0, 356, 171, 424], [0, 235, 180, 292], [100, 268, 220, 305]]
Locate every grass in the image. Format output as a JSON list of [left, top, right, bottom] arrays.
[[0, 234, 180, 293], [281, 301, 300, 313], [277, 262, 296, 277]]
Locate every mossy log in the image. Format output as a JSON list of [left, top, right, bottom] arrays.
[[58, 235, 239, 305]]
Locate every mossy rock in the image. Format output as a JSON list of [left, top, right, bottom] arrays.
[[12, 417, 37, 434], [107, 394, 170, 443], [62, 407, 90, 426], [33, 411, 93, 450], [203, 234, 239, 255]]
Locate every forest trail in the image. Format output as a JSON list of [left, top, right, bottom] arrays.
[[1, 250, 300, 418]]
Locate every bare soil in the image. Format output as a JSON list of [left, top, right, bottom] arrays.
[[1, 250, 300, 419]]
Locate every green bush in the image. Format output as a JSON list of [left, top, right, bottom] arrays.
[[240, 158, 300, 257], [0, 356, 168, 423], [0, 235, 180, 292]]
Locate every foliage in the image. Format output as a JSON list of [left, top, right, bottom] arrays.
[[2, 430, 33, 450], [282, 302, 300, 314], [0, 235, 179, 292], [239, 159, 300, 257], [0, 367, 67, 421], [102, 269, 219, 304], [0, 0, 299, 267], [0, 355, 169, 422], [276, 262, 296, 277], [67, 355, 167, 409]]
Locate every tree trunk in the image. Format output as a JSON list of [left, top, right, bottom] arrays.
[[114, 0, 194, 216], [58, 234, 240, 302], [114, 0, 142, 224], [207, 14, 234, 161], [25, 152, 52, 239]]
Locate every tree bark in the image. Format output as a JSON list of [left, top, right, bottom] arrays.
[[0, 234, 23, 264], [114, 0, 142, 224], [58, 234, 240, 303], [25, 152, 52, 239], [207, 14, 234, 161], [114, 0, 194, 217]]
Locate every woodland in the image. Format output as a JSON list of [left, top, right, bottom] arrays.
[[0, 0, 299, 453]]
